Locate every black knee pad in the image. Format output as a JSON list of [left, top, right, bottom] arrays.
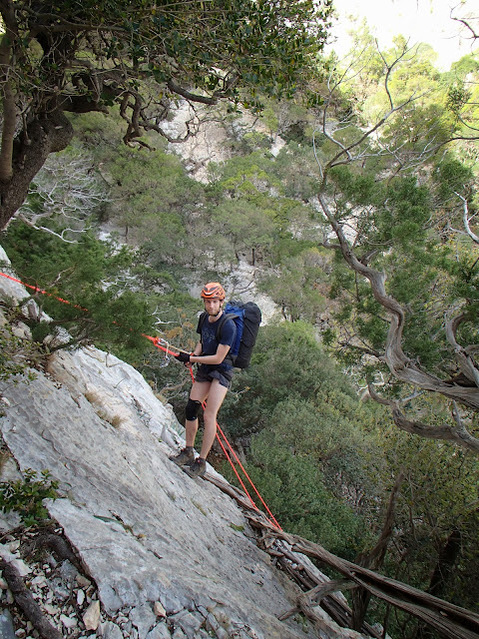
[[185, 399, 201, 421]]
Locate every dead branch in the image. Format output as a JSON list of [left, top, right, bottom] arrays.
[[450, 8, 479, 43], [209, 474, 479, 639], [445, 312, 479, 387], [368, 385, 479, 452], [279, 579, 353, 620], [0, 557, 63, 639], [298, 583, 362, 639], [315, 43, 431, 183], [16, 215, 84, 243], [352, 471, 404, 630], [455, 192, 479, 245]]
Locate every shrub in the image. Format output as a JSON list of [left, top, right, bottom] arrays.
[[0, 468, 59, 527]]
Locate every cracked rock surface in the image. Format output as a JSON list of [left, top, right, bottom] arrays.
[[1, 354, 314, 638]]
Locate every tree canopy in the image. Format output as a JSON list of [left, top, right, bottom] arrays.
[[0, 0, 333, 228]]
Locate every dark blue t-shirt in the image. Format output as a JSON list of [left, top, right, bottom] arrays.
[[197, 313, 236, 373]]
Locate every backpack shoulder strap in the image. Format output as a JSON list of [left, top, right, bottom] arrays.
[[214, 312, 237, 342], [197, 311, 208, 339]]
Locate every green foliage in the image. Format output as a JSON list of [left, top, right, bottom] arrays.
[[432, 156, 475, 201], [221, 321, 354, 438], [0, 468, 59, 527], [4, 0, 333, 140], [247, 432, 364, 556], [208, 151, 280, 195], [0, 322, 39, 383], [228, 131, 273, 155], [205, 148, 323, 266], [445, 53, 479, 144], [209, 199, 278, 264], [221, 317, 479, 617], [71, 110, 134, 150], [101, 144, 203, 257], [0, 0, 334, 231], [1, 222, 158, 363], [70, 113, 327, 273], [377, 178, 430, 248], [258, 247, 329, 322]]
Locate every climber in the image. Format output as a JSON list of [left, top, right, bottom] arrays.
[[169, 282, 236, 478]]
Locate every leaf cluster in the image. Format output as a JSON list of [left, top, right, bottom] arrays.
[[0, 468, 59, 527], [2, 0, 332, 137], [1, 223, 159, 363]]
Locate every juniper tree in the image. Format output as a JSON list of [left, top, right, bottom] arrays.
[[311, 38, 479, 453]]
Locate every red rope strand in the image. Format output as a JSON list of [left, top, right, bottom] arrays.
[[216, 423, 282, 530], [185, 365, 281, 530]]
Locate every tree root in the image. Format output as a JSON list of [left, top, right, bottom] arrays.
[[0, 557, 63, 639]]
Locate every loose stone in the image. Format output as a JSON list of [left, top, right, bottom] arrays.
[[83, 600, 101, 631]]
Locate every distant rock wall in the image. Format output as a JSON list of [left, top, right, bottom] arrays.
[[163, 101, 282, 183]]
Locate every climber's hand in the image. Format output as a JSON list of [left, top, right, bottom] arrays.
[[175, 352, 191, 364]]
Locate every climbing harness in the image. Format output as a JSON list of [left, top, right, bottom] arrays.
[[0, 270, 281, 530]]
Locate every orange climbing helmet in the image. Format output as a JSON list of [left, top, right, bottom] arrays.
[[200, 282, 226, 301]]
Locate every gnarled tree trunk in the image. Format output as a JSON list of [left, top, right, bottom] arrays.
[[0, 111, 73, 229]]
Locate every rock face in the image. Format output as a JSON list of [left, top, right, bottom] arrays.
[[0, 250, 367, 639]]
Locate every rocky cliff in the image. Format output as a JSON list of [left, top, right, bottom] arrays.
[[0, 247, 369, 639]]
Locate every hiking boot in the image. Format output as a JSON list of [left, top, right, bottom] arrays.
[[169, 447, 194, 466], [184, 457, 206, 478]]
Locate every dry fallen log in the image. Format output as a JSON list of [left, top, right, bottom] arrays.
[[208, 474, 479, 639], [207, 474, 381, 637], [254, 512, 479, 639], [280, 580, 360, 638], [0, 558, 62, 639], [275, 545, 379, 636]]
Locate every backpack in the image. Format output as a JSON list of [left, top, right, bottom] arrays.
[[199, 301, 262, 369]]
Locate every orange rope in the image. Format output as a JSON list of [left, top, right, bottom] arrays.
[[0, 271, 88, 310], [185, 364, 282, 529], [216, 423, 282, 530], [0, 270, 282, 530]]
